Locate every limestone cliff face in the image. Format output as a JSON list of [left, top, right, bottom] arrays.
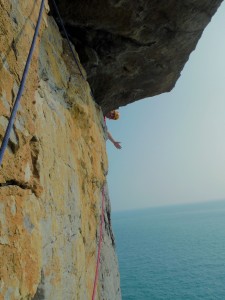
[[0, 1, 120, 299], [1, 1, 223, 299]]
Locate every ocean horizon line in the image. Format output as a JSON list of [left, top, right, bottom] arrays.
[[112, 197, 225, 214]]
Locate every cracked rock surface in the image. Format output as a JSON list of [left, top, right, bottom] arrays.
[[51, 0, 223, 113], [0, 1, 120, 299]]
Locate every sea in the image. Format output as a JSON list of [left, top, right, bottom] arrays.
[[112, 200, 225, 300]]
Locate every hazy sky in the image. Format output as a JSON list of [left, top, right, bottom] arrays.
[[106, 2, 225, 211]]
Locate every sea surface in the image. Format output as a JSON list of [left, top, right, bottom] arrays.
[[112, 200, 225, 300]]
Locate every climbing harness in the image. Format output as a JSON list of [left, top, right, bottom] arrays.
[[51, 0, 85, 81], [0, 0, 45, 165], [92, 186, 105, 300]]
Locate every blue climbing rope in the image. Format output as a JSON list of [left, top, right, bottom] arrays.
[[0, 0, 45, 165], [51, 0, 86, 81]]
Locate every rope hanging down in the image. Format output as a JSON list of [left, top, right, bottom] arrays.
[[92, 186, 105, 300], [0, 0, 45, 165], [51, 0, 86, 81]]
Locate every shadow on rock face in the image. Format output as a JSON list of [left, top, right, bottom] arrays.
[[50, 0, 223, 113]]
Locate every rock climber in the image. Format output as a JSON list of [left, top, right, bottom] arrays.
[[104, 110, 122, 149]]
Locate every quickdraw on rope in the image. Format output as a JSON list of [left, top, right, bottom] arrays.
[[51, 0, 86, 81], [92, 186, 105, 300], [0, 0, 45, 165]]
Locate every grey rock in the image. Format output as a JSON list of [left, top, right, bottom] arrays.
[[24, 214, 34, 233], [0, 90, 10, 111], [0, 116, 18, 146], [99, 185, 121, 300], [32, 270, 45, 300], [51, 0, 223, 113]]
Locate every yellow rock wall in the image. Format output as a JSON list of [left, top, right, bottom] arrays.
[[0, 1, 120, 299]]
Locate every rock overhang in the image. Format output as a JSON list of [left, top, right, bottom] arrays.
[[50, 0, 223, 114]]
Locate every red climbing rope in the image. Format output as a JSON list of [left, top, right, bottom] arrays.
[[92, 186, 105, 300]]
